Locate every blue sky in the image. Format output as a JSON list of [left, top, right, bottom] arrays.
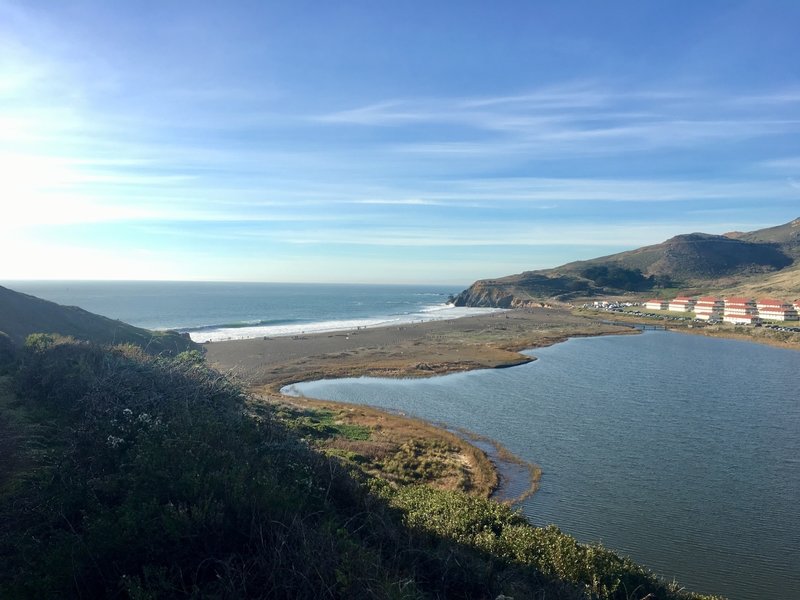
[[2, 0, 799, 284]]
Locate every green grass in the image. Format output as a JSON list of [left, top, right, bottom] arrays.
[[278, 406, 372, 441]]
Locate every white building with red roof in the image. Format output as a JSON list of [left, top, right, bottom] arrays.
[[756, 298, 799, 321], [723, 313, 762, 325], [723, 297, 757, 316], [694, 296, 724, 321], [668, 296, 696, 312], [723, 297, 760, 325], [644, 299, 668, 311]]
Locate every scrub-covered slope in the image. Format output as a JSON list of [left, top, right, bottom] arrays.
[[0, 285, 197, 355]]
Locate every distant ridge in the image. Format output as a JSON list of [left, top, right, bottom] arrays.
[[453, 217, 800, 307], [0, 285, 198, 355]]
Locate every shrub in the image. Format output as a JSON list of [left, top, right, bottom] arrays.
[[1, 339, 404, 598], [383, 485, 724, 600], [0, 332, 15, 373]]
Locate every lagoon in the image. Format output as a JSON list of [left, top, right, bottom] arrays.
[[286, 331, 800, 600]]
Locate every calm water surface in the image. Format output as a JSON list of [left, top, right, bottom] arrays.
[[287, 331, 800, 600]]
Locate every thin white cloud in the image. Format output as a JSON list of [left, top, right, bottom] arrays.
[[239, 176, 790, 218], [392, 118, 800, 158], [6, 170, 793, 230], [760, 156, 800, 170], [274, 221, 719, 249], [457, 82, 612, 109], [313, 101, 430, 125], [731, 90, 800, 106], [420, 177, 799, 204], [315, 85, 800, 160], [351, 198, 445, 206]]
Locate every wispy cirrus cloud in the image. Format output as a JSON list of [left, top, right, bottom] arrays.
[[267, 220, 741, 249], [730, 89, 800, 106], [315, 84, 800, 160], [357, 176, 799, 206], [351, 198, 446, 206], [457, 84, 612, 110], [759, 156, 800, 171]]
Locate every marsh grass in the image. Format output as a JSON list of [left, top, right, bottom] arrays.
[[278, 406, 372, 441], [272, 398, 498, 497]]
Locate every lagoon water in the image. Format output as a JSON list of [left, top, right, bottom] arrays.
[[286, 331, 800, 600]]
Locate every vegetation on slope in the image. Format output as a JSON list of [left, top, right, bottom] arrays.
[[272, 400, 500, 497], [738, 216, 800, 258], [568, 233, 791, 281], [0, 336, 723, 599], [453, 217, 800, 305], [0, 285, 197, 355]]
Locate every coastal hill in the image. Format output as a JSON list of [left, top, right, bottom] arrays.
[[1, 328, 723, 599], [0, 285, 197, 355], [452, 217, 800, 307]]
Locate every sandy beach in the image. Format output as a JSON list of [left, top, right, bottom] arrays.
[[204, 307, 633, 500], [205, 307, 633, 391]]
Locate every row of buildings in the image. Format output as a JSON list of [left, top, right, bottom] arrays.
[[643, 296, 800, 325]]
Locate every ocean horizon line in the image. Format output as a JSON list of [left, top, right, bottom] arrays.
[[1, 279, 472, 288]]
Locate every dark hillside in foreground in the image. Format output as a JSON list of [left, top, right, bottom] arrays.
[[453, 217, 800, 306], [0, 339, 723, 599], [0, 285, 197, 355]]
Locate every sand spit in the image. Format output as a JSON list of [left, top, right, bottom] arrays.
[[205, 308, 634, 500]]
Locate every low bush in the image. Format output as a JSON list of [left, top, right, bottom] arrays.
[[0, 332, 16, 374], [386, 485, 694, 599], [1, 339, 407, 598]]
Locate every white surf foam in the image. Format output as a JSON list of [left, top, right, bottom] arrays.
[[188, 305, 504, 343]]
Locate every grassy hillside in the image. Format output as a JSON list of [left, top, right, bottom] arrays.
[[0, 285, 197, 355], [453, 217, 800, 306], [739, 217, 800, 257], [0, 338, 723, 599], [562, 233, 791, 280]]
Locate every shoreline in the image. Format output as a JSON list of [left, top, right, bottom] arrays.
[[206, 308, 637, 391], [267, 391, 539, 503], [450, 425, 542, 504], [182, 305, 504, 343], [207, 308, 635, 501], [578, 309, 800, 352], [206, 306, 798, 502]]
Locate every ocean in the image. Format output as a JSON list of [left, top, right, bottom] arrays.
[[1, 281, 499, 342]]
